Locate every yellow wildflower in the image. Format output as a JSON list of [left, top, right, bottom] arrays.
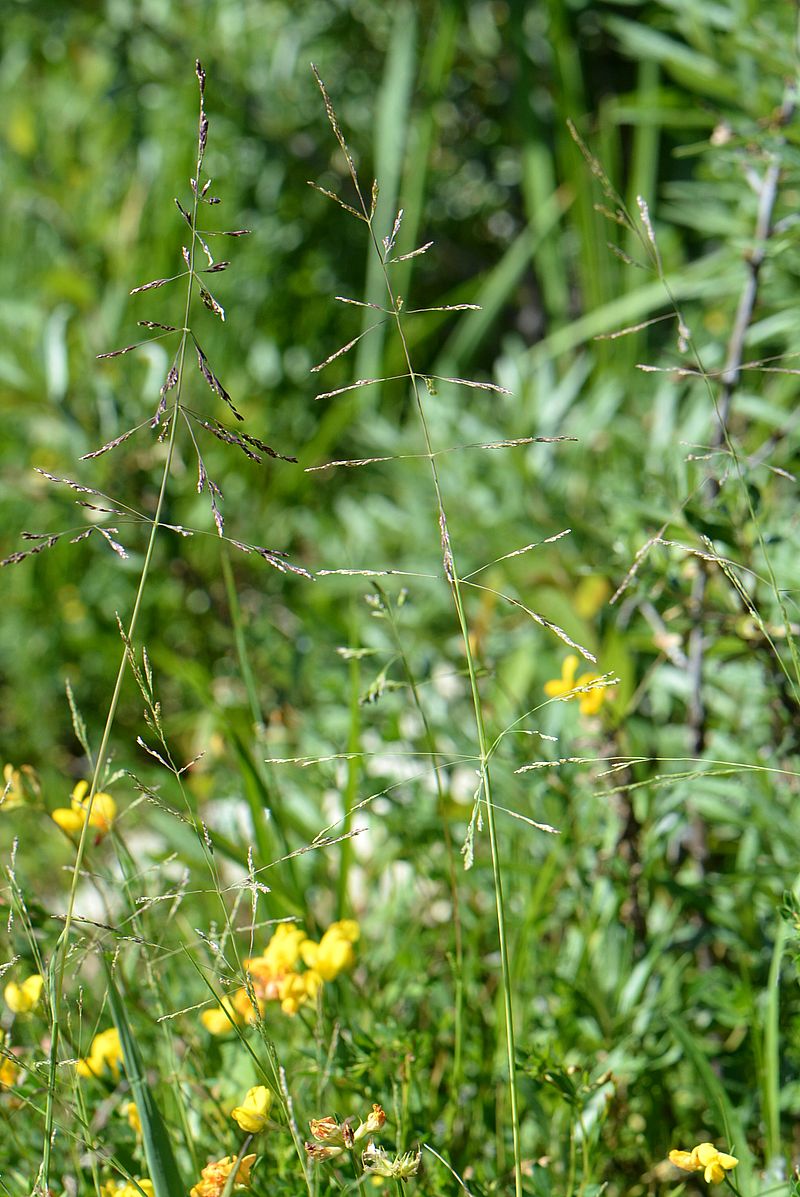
[[190, 1153, 256, 1197], [201, 987, 264, 1034], [244, 924, 306, 1004], [232, 987, 264, 1024], [574, 575, 611, 619], [544, 655, 606, 716], [1, 764, 29, 811], [231, 1085, 272, 1134], [0, 1056, 19, 1088], [76, 1027, 122, 1079], [300, 921, 359, 983], [100, 1181, 154, 1197], [260, 923, 306, 972], [51, 807, 85, 836], [124, 1101, 142, 1135], [242, 920, 358, 1015], [279, 969, 321, 1015], [52, 780, 117, 841], [669, 1143, 739, 1184], [4, 973, 44, 1015], [201, 997, 243, 1036], [669, 1149, 700, 1171], [327, 919, 360, 943]]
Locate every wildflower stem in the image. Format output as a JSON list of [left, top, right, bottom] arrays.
[[576, 1107, 591, 1197], [566, 1120, 578, 1197]]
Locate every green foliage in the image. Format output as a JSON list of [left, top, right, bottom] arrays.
[[2, 2, 800, 1197]]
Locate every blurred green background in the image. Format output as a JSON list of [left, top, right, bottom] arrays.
[[3, 0, 797, 767], [3, 0, 800, 1192]]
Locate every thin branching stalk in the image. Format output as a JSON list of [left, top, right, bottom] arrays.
[[573, 105, 800, 705], [374, 585, 465, 1093], [378, 220, 523, 1197], [42, 64, 205, 1189], [311, 67, 523, 1197], [220, 541, 296, 887], [339, 639, 361, 919], [687, 132, 788, 756]]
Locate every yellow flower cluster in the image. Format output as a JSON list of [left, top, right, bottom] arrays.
[[202, 919, 359, 1032], [76, 1027, 123, 1079], [669, 1143, 739, 1184], [52, 779, 117, 841], [4, 973, 43, 1015], [190, 1154, 256, 1197], [544, 655, 606, 716]]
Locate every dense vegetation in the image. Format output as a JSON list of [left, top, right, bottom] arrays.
[[2, 2, 800, 1196]]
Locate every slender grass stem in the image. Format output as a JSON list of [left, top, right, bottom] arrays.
[[221, 542, 266, 742], [44, 382, 182, 1190], [385, 308, 523, 1197], [357, 205, 524, 1197], [378, 586, 465, 1095], [576, 1107, 591, 1197], [220, 1133, 255, 1197], [339, 642, 360, 918], [41, 81, 203, 1188], [310, 64, 523, 1195], [220, 542, 280, 872], [566, 1121, 577, 1197]]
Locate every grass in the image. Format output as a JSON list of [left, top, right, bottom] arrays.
[[2, 3, 800, 1196]]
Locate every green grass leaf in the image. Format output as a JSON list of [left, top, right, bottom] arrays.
[[103, 957, 185, 1197]]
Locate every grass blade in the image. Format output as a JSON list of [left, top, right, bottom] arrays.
[[103, 958, 185, 1197], [354, 0, 417, 390]]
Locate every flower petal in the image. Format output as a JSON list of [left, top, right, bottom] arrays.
[[669, 1150, 700, 1172], [694, 1144, 718, 1166]]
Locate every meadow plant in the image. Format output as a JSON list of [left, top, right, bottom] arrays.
[[3, 17, 800, 1197], [1, 61, 308, 1197], [0, 58, 433, 1197]]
